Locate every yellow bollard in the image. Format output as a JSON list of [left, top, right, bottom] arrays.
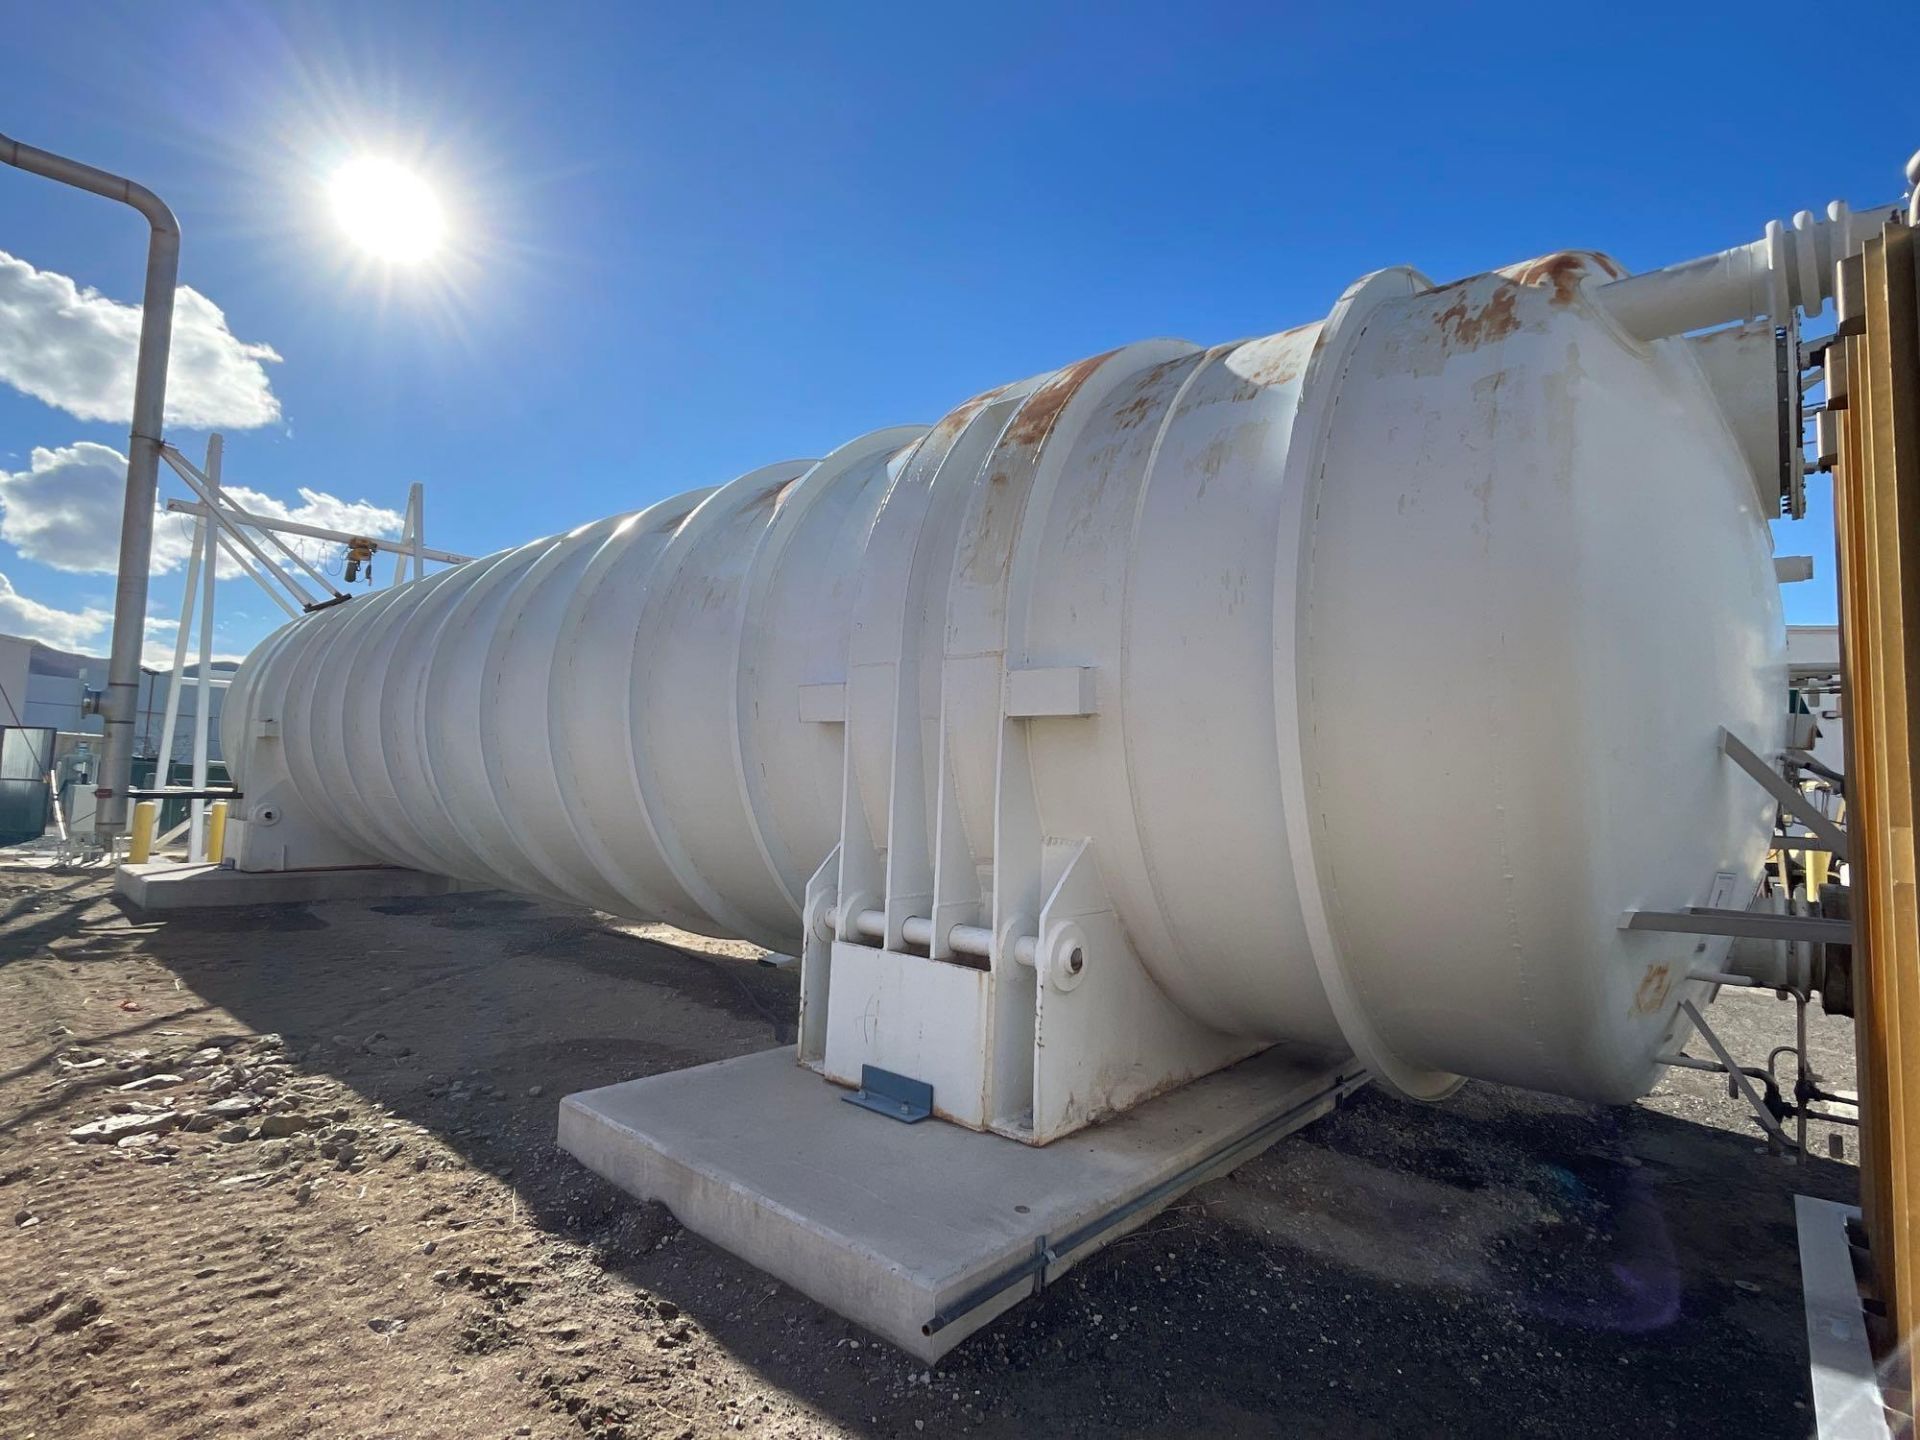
[[206, 800, 229, 864], [128, 800, 158, 865]]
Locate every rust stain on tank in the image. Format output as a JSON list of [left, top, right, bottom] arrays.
[[1236, 321, 1323, 387], [1435, 283, 1521, 351], [1111, 389, 1158, 430], [1633, 962, 1672, 1016], [931, 379, 1018, 441], [1110, 356, 1189, 431], [1497, 250, 1627, 307], [1003, 349, 1116, 450]]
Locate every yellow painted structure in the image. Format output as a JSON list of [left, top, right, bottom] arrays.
[[205, 801, 228, 864], [1832, 211, 1920, 1402], [127, 800, 157, 865]]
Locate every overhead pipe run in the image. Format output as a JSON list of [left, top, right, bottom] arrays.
[[0, 132, 179, 841], [1595, 194, 1905, 339]]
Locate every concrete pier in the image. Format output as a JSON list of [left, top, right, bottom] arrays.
[[560, 1046, 1360, 1361]]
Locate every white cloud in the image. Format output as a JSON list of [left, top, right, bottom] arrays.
[[0, 442, 195, 574], [0, 443, 404, 579], [140, 636, 244, 670], [140, 617, 180, 671], [0, 250, 282, 430], [0, 571, 110, 652], [224, 484, 404, 545]]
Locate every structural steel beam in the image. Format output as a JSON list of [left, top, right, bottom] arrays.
[[1832, 208, 1920, 1415]]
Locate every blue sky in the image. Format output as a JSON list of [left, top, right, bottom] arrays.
[[3, 1, 1917, 661]]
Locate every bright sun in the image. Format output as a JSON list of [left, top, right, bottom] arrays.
[[329, 157, 445, 263]]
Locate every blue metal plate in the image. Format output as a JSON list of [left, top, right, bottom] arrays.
[[842, 1065, 933, 1124]]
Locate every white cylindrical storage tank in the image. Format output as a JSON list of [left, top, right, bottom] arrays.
[[224, 252, 1785, 1108]]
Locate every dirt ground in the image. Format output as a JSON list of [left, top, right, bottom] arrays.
[[0, 863, 1858, 1439]]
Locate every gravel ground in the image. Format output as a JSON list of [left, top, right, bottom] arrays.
[[0, 863, 1855, 1438]]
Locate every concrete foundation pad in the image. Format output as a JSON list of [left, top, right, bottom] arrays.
[[560, 1046, 1362, 1361], [115, 861, 485, 910]]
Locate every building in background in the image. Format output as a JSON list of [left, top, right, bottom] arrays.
[[0, 632, 234, 763], [1787, 624, 1844, 776]]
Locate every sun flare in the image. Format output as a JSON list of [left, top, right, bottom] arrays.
[[329, 157, 445, 263]]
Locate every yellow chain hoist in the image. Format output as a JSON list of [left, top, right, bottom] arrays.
[[343, 536, 378, 584]]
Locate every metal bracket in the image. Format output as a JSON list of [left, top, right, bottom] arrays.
[[1679, 999, 1796, 1150], [842, 1065, 933, 1124], [1622, 907, 1853, 945], [1777, 323, 1805, 518], [1721, 727, 1849, 861]]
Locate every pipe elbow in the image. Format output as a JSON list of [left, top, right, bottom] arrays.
[[0, 131, 178, 241], [125, 180, 181, 242]]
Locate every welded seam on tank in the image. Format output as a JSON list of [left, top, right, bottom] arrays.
[[850, 389, 1029, 952], [402, 551, 537, 887], [458, 534, 568, 888], [257, 599, 364, 860], [836, 409, 989, 949], [371, 563, 501, 881], [341, 582, 453, 868], [1475, 293, 1550, 1090], [1015, 346, 1197, 983], [322, 585, 407, 862], [282, 606, 369, 860], [1116, 344, 1235, 984], [727, 434, 926, 935], [968, 356, 1122, 979], [526, 514, 684, 919], [883, 419, 982, 952], [484, 517, 640, 915], [223, 612, 302, 792], [919, 394, 1033, 943], [398, 548, 535, 887], [622, 471, 795, 942], [321, 584, 419, 867], [346, 570, 484, 871], [547, 498, 719, 932], [1273, 265, 1467, 1099], [265, 609, 338, 844], [423, 539, 572, 896], [225, 615, 317, 850], [481, 520, 636, 909], [724, 462, 832, 927], [1298, 321, 1384, 1056]]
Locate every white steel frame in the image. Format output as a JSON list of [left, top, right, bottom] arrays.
[[145, 434, 472, 861]]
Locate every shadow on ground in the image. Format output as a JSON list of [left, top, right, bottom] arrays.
[[14, 879, 1856, 1438]]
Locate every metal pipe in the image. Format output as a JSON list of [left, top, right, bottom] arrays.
[[190, 437, 220, 862], [1657, 1053, 1735, 1074], [1596, 199, 1899, 339], [946, 924, 995, 957], [1680, 999, 1795, 1149], [835, 906, 1036, 964], [1, 131, 180, 839]]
